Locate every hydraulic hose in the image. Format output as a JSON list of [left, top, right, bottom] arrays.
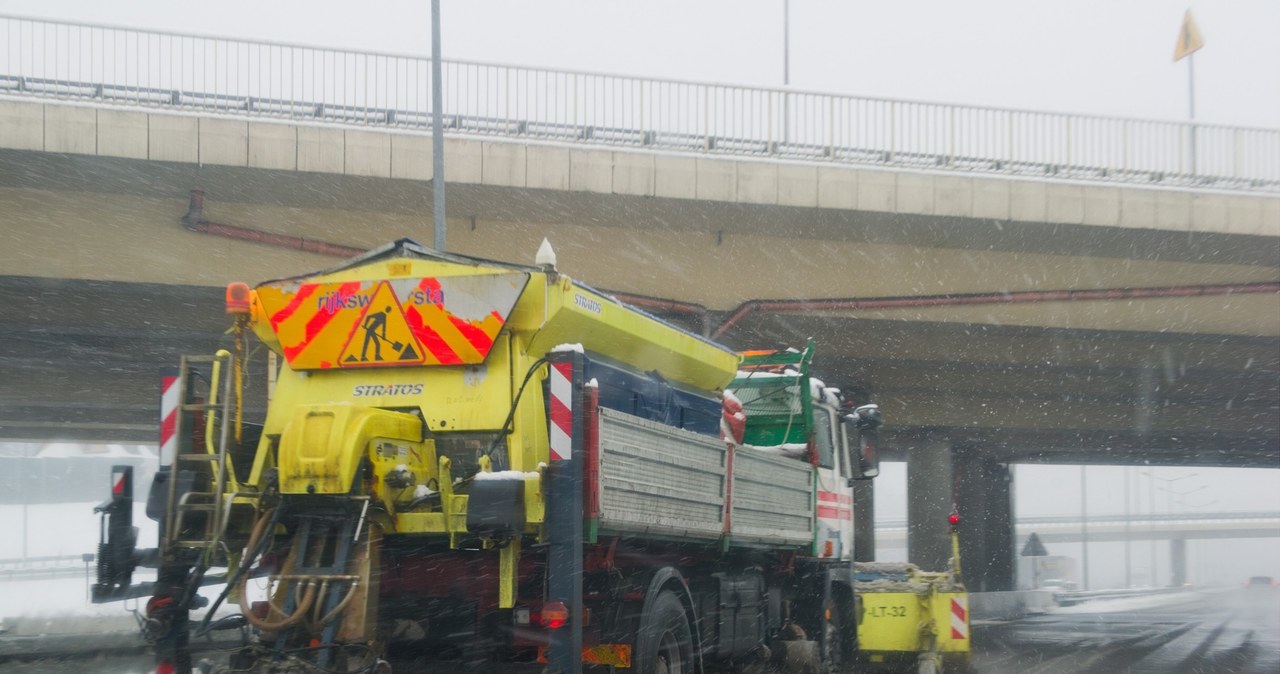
[[231, 506, 323, 632], [239, 578, 318, 632], [196, 506, 281, 636], [483, 357, 549, 470]]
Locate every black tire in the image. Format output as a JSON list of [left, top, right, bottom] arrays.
[[634, 590, 695, 674]]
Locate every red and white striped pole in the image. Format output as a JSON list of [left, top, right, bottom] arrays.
[[548, 361, 574, 463], [159, 368, 179, 466]]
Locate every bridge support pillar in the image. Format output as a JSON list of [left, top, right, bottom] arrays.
[[907, 438, 953, 571], [1170, 538, 1187, 587], [954, 450, 1015, 591], [852, 478, 874, 562]]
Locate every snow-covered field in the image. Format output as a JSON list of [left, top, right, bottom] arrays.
[[1, 501, 135, 561], [1052, 589, 1211, 614], [0, 502, 255, 621]]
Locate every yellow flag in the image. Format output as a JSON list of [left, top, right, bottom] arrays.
[[1173, 10, 1205, 62]]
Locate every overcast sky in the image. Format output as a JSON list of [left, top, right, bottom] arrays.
[[1, 0, 1277, 128]]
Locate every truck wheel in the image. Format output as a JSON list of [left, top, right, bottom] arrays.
[[635, 591, 694, 674]]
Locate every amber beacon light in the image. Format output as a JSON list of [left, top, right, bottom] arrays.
[[225, 282, 252, 314]]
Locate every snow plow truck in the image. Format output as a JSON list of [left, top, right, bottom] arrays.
[[91, 239, 968, 673]]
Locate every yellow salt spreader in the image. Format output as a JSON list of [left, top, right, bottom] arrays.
[[853, 514, 971, 673]]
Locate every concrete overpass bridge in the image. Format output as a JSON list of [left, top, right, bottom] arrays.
[[1, 14, 1277, 592]]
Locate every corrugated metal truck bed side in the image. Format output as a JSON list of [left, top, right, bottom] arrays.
[[595, 408, 814, 547]]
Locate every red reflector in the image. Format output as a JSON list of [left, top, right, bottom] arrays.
[[145, 595, 174, 617], [155, 663, 176, 674], [112, 473, 126, 496], [540, 601, 569, 629], [948, 513, 961, 526]]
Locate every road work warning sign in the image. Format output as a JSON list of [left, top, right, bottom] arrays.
[[338, 282, 423, 366], [256, 272, 528, 370]]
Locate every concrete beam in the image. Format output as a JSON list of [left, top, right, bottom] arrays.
[[0, 101, 43, 151], [390, 134, 432, 181], [934, 176, 973, 217], [4, 100, 1277, 248], [856, 169, 895, 213], [853, 479, 875, 562], [1082, 186, 1121, 226], [482, 142, 526, 187], [569, 149, 612, 194], [817, 166, 857, 210], [695, 158, 736, 201], [297, 126, 344, 174], [972, 179, 1011, 220], [1119, 189, 1157, 228], [778, 164, 818, 208], [1046, 184, 1085, 224], [44, 105, 96, 155], [345, 129, 392, 178], [199, 118, 249, 167], [95, 109, 148, 160], [654, 155, 697, 200], [955, 453, 1015, 591], [612, 152, 655, 196], [907, 438, 953, 571], [249, 122, 298, 171], [444, 138, 482, 183], [896, 173, 935, 215], [526, 145, 570, 191], [1010, 181, 1048, 221], [736, 162, 778, 205], [147, 115, 198, 163]]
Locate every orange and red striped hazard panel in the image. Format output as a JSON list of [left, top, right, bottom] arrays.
[[255, 273, 526, 370]]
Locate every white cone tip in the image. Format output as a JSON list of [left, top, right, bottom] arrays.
[[535, 238, 557, 269]]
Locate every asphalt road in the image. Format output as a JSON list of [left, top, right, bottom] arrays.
[[4, 589, 1278, 673], [973, 588, 1280, 674]]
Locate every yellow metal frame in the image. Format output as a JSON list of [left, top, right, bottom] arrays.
[[856, 528, 970, 664]]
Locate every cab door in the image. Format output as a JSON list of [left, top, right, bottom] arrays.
[[812, 405, 854, 560]]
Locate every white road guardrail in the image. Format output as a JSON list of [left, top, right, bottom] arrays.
[[4, 15, 1277, 193]]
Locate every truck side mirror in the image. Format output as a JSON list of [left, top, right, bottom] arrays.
[[843, 404, 881, 480]]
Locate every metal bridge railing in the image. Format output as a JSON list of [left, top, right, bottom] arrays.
[[3, 14, 1278, 192]]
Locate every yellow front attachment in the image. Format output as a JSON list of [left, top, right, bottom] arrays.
[[933, 592, 970, 654], [857, 589, 971, 657], [277, 404, 426, 495], [859, 592, 926, 653]]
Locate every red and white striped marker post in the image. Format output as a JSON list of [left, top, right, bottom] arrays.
[[950, 595, 969, 641], [544, 352, 584, 674], [548, 361, 574, 463], [159, 368, 179, 466]]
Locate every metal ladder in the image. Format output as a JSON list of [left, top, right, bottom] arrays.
[[164, 351, 245, 562]]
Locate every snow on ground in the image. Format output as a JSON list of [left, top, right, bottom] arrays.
[[0, 502, 264, 621], [1052, 590, 1205, 614], [1, 570, 267, 622], [0, 501, 127, 560]]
